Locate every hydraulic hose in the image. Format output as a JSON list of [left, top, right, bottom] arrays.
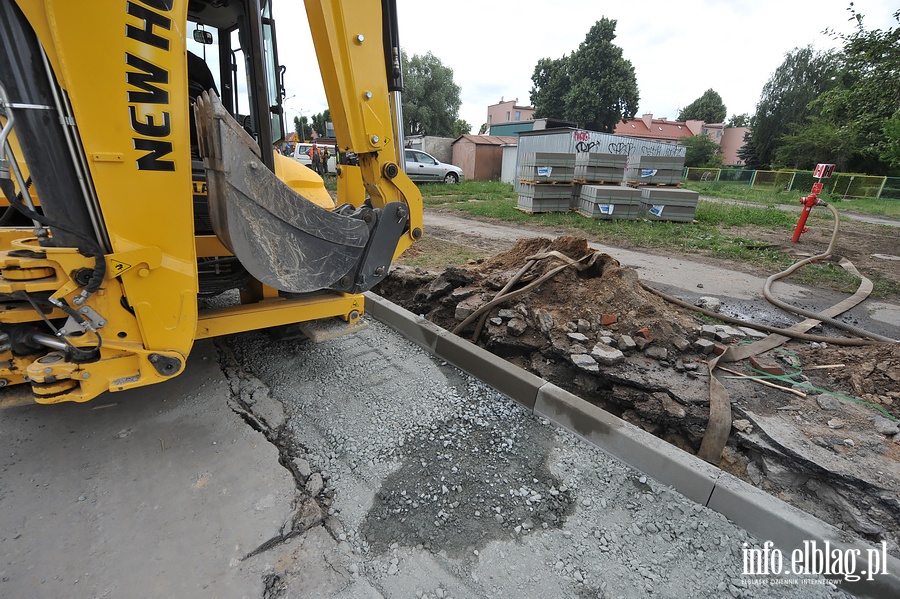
[[0, 175, 31, 224], [639, 282, 880, 346], [762, 202, 896, 343]]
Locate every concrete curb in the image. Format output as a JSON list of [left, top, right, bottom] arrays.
[[533, 382, 720, 506], [363, 292, 900, 598]]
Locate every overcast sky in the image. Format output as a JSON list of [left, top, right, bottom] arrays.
[[274, 0, 898, 134]]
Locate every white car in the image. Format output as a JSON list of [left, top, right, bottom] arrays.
[[404, 149, 463, 183], [292, 143, 336, 173]]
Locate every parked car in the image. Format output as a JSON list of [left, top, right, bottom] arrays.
[[292, 143, 336, 173], [404, 149, 463, 183]]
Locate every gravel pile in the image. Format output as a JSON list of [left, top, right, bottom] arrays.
[[227, 319, 846, 598]]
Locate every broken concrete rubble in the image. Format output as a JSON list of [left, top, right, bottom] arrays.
[[644, 346, 668, 361], [694, 338, 717, 355], [454, 294, 484, 320], [695, 296, 722, 312], [618, 334, 637, 352], [873, 416, 900, 436], [533, 308, 555, 333], [591, 343, 624, 366], [571, 353, 599, 372], [507, 318, 527, 337]]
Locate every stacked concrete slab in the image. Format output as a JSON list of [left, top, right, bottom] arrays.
[[640, 187, 700, 222], [577, 185, 642, 220], [574, 153, 627, 183], [517, 152, 575, 212], [519, 152, 575, 183], [517, 183, 575, 213], [633, 155, 685, 186]]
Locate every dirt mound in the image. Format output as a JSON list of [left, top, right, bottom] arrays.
[[475, 236, 588, 272], [381, 236, 698, 354]]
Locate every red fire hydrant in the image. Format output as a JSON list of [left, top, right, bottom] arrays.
[[791, 182, 824, 243]]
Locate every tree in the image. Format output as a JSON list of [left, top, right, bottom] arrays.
[[725, 113, 750, 128], [751, 46, 843, 169], [530, 56, 570, 120], [529, 19, 639, 132], [677, 89, 726, 123], [293, 115, 311, 141], [736, 130, 763, 170], [814, 6, 900, 174], [478, 122, 488, 135], [773, 116, 860, 171], [310, 109, 331, 138], [401, 51, 462, 137], [679, 135, 722, 168], [881, 110, 900, 169], [564, 19, 639, 132], [451, 119, 472, 138]]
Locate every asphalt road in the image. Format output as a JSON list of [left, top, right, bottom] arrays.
[[0, 341, 296, 599]]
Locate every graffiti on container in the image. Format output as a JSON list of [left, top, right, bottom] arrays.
[[639, 143, 682, 157], [572, 129, 685, 158], [606, 142, 635, 155], [575, 140, 602, 153]]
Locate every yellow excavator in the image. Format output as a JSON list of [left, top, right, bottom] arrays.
[[0, 0, 422, 404]]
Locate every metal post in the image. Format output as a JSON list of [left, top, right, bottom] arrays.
[[843, 175, 854, 199], [876, 176, 887, 199]]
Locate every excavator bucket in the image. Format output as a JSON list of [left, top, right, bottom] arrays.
[[194, 91, 405, 294]]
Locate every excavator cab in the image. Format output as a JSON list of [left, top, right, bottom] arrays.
[[186, 0, 285, 165], [0, 0, 422, 404]]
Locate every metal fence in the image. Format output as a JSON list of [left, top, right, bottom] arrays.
[[751, 170, 796, 191], [682, 168, 897, 199], [882, 177, 900, 199]]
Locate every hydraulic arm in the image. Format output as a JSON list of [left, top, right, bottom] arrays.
[[0, 0, 421, 404]]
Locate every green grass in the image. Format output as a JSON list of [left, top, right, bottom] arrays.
[[683, 181, 900, 218], [427, 193, 791, 266], [418, 179, 518, 203]]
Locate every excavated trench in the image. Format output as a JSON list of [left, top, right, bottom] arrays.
[[373, 236, 900, 556]]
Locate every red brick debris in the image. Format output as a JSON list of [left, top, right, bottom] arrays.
[[635, 327, 653, 342]]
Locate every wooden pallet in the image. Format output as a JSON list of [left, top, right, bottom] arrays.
[[574, 179, 624, 185], [518, 179, 574, 185], [515, 206, 573, 215]]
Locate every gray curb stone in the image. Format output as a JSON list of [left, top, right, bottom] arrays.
[[363, 292, 900, 598]]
